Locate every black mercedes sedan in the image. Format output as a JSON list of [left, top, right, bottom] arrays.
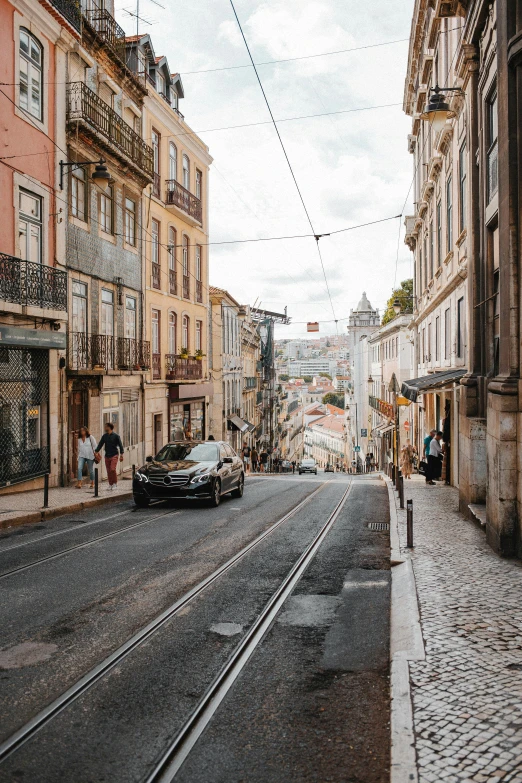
[[132, 441, 244, 507]]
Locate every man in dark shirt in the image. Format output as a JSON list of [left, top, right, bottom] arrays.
[[95, 422, 124, 490]]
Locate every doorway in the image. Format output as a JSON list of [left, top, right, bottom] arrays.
[[154, 414, 163, 455]]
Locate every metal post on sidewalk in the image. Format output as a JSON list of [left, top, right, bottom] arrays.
[[406, 499, 413, 548], [94, 467, 99, 498], [132, 464, 136, 480], [398, 473, 404, 509], [43, 473, 49, 508]]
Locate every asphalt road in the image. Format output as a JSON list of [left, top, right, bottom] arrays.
[[0, 473, 390, 782]]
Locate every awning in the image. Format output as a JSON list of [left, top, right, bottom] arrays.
[[227, 415, 250, 433], [243, 419, 256, 432], [372, 423, 394, 437], [401, 369, 467, 403]]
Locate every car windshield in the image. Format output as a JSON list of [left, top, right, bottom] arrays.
[[155, 443, 219, 462], [302, 459, 315, 465]]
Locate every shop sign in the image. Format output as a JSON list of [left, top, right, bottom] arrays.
[[0, 325, 66, 349]]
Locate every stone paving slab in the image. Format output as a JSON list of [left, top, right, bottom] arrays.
[[394, 475, 522, 783], [0, 479, 132, 529]]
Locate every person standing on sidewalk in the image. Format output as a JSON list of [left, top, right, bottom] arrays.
[[426, 431, 444, 485], [251, 445, 258, 473], [423, 429, 436, 483], [241, 441, 251, 475], [95, 422, 124, 491], [76, 426, 97, 490], [400, 440, 416, 479], [259, 449, 268, 472]]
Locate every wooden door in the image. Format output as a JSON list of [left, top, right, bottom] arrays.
[[154, 414, 163, 456]]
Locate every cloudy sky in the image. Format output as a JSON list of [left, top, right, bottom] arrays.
[[115, 0, 415, 338]]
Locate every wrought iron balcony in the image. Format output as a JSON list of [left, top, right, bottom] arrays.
[[83, 1, 126, 64], [0, 253, 67, 311], [182, 275, 190, 299], [151, 263, 161, 290], [165, 354, 203, 381], [68, 332, 150, 371], [50, 0, 81, 31], [152, 353, 161, 380], [67, 82, 154, 179], [196, 280, 203, 303], [169, 269, 177, 296], [165, 180, 202, 223]]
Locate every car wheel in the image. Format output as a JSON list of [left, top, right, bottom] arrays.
[[134, 496, 150, 508], [231, 473, 244, 498], [209, 479, 221, 507]]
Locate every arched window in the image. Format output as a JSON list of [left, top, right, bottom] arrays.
[[20, 30, 42, 120], [168, 312, 177, 354], [169, 142, 177, 181], [182, 315, 189, 351], [182, 235, 189, 298], [182, 154, 190, 190]]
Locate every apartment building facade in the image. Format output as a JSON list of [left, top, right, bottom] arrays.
[[0, 0, 80, 491], [126, 34, 212, 454]]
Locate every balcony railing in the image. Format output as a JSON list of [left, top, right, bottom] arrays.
[[67, 82, 154, 178], [0, 254, 67, 311], [369, 395, 394, 419], [196, 280, 203, 303], [244, 376, 257, 389], [151, 263, 160, 290], [165, 180, 202, 223], [169, 269, 177, 295], [182, 275, 190, 299], [50, 0, 81, 31], [83, 2, 126, 62], [165, 355, 203, 381], [152, 353, 161, 380], [69, 333, 150, 371]]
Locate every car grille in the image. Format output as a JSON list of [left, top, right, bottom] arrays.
[[148, 473, 190, 487]]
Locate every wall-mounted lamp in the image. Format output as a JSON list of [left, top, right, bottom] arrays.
[[59, 158, 111, 192], [420, 85, 461, 135]]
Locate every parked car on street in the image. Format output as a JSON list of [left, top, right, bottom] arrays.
[[324, 464, 335, 473], [299, 458, 318, 475], [133, 441, 244, 508], [280, 460, 293, 473]]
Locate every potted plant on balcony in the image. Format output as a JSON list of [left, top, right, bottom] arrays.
[[179, 348, 189, 360], [195, 349, 205, 361]]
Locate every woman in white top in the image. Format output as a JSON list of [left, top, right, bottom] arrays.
[[77, 426, 97, 489]]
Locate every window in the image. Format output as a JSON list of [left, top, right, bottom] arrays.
[[427, 322, 431, 362], [19, 190, 42, 263], [101, 289, 114, 336], [444, 307, 451, 359], [182, 315, 189, 350], [196, 320, 202, 352], [457, 297, 465, 358], [492, 226, 500, 375], [168, 226, 177, 294], [436, 199, 442, 266], [196, 169, 202, 200], [182, 236, 189, 298], [19, 29, 42, 120], [446, 176, 453, 252], [156, 71, 165, 97], [169, 312, 177, 354], [125, 296, 136, 339], [182, 154, 190, 190], [125, 197, 136, 245], [429, 221, 434, 279], [195, 244, 202, 301], [100, 186, 113, 234], [486, 91, 498, 202], [71, 165, 87, 221], [459, 143, 467, 233], [152, 130, 160, 175], [72, 281, 87, 334], [151, 219, 160, 265], [422, 328, 426, 363], [169, 143, 177, 181], [103, 392, 120, 431], [435, 316, 440, 362], [151, 309, 160, 354], [122, 400, 138, 447]]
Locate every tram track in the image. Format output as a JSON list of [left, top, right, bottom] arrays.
[[0, 480, 330, 764]]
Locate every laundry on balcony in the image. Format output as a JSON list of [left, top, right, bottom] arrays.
[[401, 368, 467, 402]]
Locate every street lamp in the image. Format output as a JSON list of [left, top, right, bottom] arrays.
[[59, 158, 111, 191], [420, 85, 461, 135]]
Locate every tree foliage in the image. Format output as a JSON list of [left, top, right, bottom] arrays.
[[319, 372, 332, 379], [279, 374, 289, 381], [381, 279, 414, 326], [303, 375, 313, 383], [322, 393, 345, 409]]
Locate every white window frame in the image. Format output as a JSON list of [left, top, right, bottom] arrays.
[[169, 142, 177, 181], [19, 189, 42, 264], [124, 197, 136, 246], [19, 28, 43, 121], [182, 154, 190, 190]]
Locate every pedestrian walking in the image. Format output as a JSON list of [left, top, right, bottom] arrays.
[[291, 460, 296, 474], [259, 449, 268, 473], [423, 429, 436, 483], [251, 446, 258, 473], [241, 441, 251, 475], [95, 422, 124, 490], [76, 426, 97, 489], [400, 439, 416, 479], [426, 431, 444, 485]]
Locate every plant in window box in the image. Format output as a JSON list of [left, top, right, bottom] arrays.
[[195, 349, 205, 361], [179, 348, 189, 359]]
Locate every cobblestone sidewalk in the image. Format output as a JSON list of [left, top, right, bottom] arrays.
[[395, 475, 522, 783]]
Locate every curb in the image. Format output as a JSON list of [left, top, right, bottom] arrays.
[[0, 491, 133, 530], [386, 476, 424, 783]]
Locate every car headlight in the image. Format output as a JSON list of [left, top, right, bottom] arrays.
[[135, 471, 149, 483], [190, 472, 211, 484]]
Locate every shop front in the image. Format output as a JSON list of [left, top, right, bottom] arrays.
[[168, 382, 213, 442]]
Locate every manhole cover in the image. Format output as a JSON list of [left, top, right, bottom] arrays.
[[368, 522, 389, 531]]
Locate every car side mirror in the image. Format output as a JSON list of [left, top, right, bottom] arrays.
[[223, 456, 233, 463], [146, 455, 153, 462]]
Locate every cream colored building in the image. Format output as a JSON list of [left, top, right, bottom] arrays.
[[125, 35, 213, 454]]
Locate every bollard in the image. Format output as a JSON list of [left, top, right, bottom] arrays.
[[94, 467, 99, 498], [391, 464, 396, 485], [398, 473, 405, 509], [406, 499, 413, 548], [43, 473, 49, 508]]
